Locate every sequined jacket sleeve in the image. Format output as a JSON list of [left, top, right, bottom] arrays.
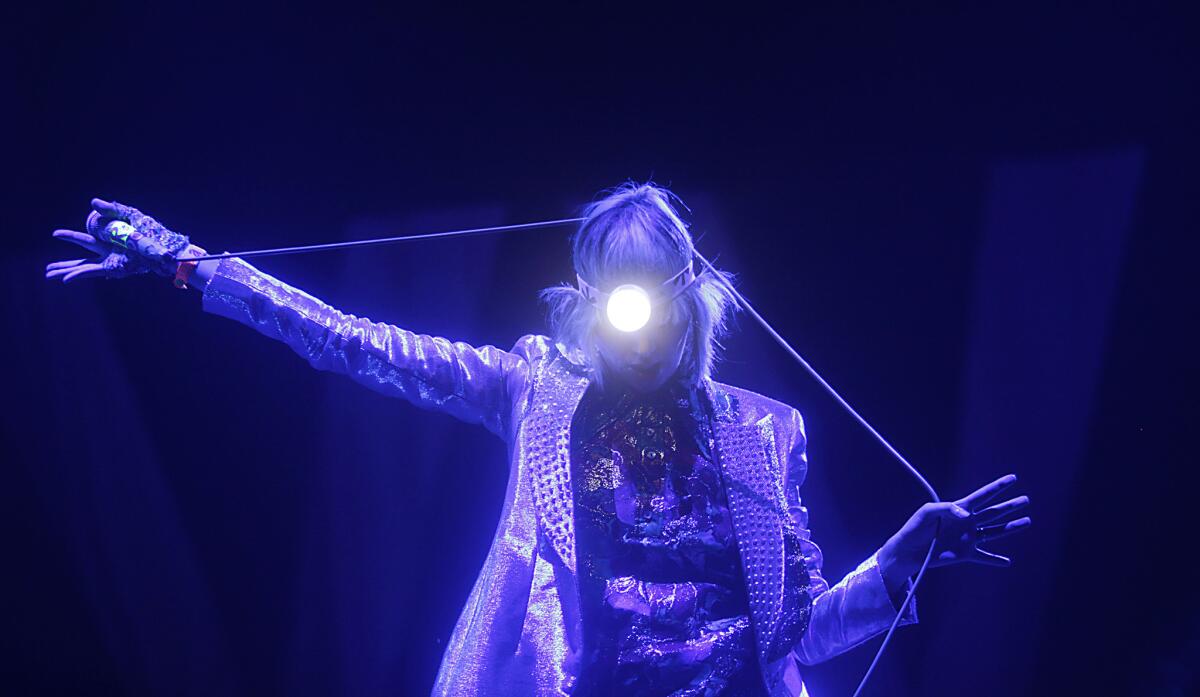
[[783, 408, 919, 666], [200, 257, 530, 439]]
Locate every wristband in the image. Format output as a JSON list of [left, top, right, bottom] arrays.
[[173, 246, 206, 289]]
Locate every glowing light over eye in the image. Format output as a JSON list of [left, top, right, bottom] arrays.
[[606, 284, 652, 332]]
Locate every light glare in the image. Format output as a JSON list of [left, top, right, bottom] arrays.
[[606, 284, 652, 332]]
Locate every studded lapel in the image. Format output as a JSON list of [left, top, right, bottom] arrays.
[[524, 353, 590, 574], [704, 380, 792, 670]]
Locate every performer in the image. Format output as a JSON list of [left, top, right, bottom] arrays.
[[46, 183, 1030, 696]]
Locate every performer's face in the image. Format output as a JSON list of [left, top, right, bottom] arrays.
[[595, 302, 691, 393]]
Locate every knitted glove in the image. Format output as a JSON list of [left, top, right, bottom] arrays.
[[47, 198, 194, 282]]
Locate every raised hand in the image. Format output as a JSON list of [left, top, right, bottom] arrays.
[[877, 474, 1032, 588], [46, 199, 191, 282]]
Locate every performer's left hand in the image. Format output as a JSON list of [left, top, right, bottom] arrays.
[[876, 474, 1031, 592]]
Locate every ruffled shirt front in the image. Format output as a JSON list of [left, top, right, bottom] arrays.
[[570, 381, 766, 696]]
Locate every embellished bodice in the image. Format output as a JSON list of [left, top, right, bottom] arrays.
[[569, 382, 766, 696]]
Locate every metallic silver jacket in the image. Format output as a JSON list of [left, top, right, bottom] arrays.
[[201, 258, 917, 696]]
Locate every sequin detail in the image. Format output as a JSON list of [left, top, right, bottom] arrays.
[[710, 405, 813, 666], [526, 354, 591, 574], [571, 383, 764, 696]]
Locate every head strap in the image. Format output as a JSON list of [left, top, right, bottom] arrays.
[[576, 259, 700, 307]]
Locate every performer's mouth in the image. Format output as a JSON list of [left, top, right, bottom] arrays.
[[629, 363, 660, 381]]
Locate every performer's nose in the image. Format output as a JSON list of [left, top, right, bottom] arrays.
[[631, 333, 655, 360]]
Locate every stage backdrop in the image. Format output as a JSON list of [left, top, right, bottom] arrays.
[[6, 5, 1197, 696]]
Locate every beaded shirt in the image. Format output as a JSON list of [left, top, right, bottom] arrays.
[[570, 380, 766, 696]]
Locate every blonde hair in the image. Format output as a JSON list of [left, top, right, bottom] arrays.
[[539, 182, 738, 389]]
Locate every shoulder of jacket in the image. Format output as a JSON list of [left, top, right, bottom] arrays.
[[712, 381, 802, 425], [508, 334, 557, 363], [510, 334, 590, 374]]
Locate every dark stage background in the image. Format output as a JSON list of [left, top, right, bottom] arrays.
[[6, 4, 1198, 696]]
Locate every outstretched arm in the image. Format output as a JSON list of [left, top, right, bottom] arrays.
[[48, 200, 532, 439], [194, 254, 529, 438]]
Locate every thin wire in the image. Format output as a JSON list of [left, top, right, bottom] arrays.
[[691, 250, 941, 697], [850, 523, 938, 697], [693, 250, 939, 502], [180, 217, 587, 262]]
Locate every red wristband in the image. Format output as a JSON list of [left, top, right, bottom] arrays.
[[173, 247, 206, 289]]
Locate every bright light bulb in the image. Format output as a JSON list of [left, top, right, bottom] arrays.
[[606, 284, 652, 332]]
